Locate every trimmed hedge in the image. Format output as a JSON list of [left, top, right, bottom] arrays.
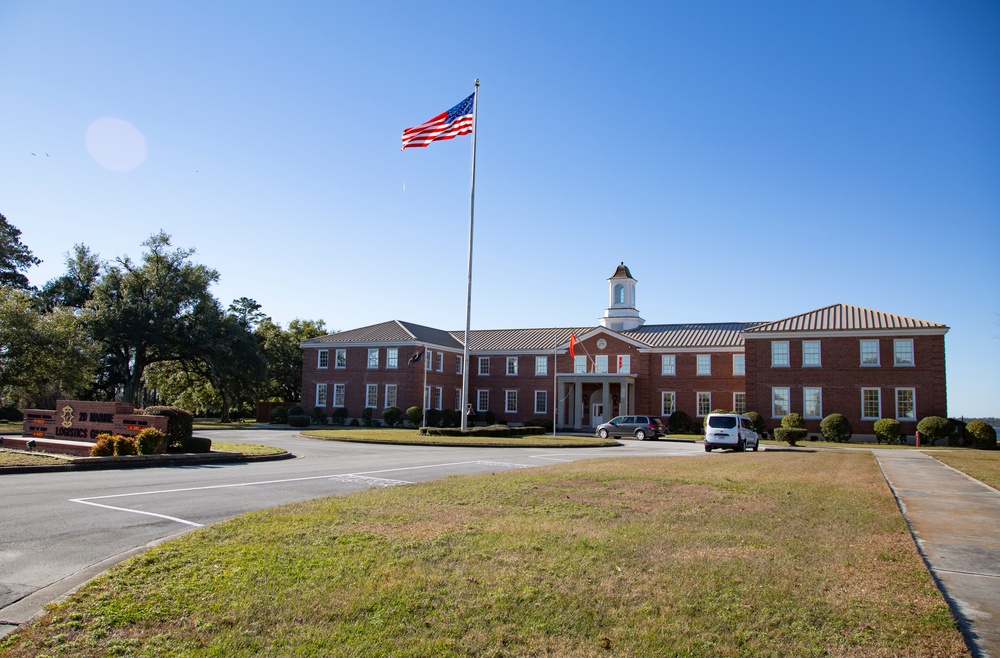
[[917, 416, 954, 446], [143, 406, 194, 449], [269, 406, 288, 424], [874, 418, 902, 445], [774, 426, 807, 446], [288, 414, 311, 428], [136, 428, 167, 454], [181, 436, 212, 453], [90, 433, 115, 457], [966, 420, 997, 450], [820, 413, 853, 443]]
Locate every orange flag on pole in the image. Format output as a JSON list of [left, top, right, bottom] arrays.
[[569, 333, 577, 359]]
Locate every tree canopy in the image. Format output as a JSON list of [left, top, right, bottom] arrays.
[[0, 213, 40, 289]]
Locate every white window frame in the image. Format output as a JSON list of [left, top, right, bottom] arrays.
[[860, 339, 880, 366], [478, 357, 490, 375], [771, 341, 789, 367], [333, 383, 346, 407], [696, 354, 711, 376], [534, 390, 547, 414], [316, 383, 327, 407], [802, 341, 821, 367], [506, 357, 518, 376], [455, 388, 462, 411], [535, 356, 548, 376], [367, 348, 379, 369], [318, 349, 329, 369], [385, 384, 397, 409], [436, 352, 444, 372], [861, 388, 881, 420], [696, 392, 711, 417], [386, 348, 398, 369], [505, 390, 517, 414], [366, 384, 378, 409], [661, 391, 676, 416], [771, 387, 790, 418], [595, 355, 608, 374], [335, 349, 347, 369], [803, 387, 822, 419], [425, 352, 432, 371], [895, 387, 916, 421], [733, 392, 746, 414], [732, 354, 745, 376], [574, 355, 587, 373], [435, 387, 443, 410], [424, 386, 431, 410], [894, 339, 914, 366], [661, 354, 676, 376], [617, 355, 630, 374], [477, 390, 489, 412], [456, 355, 463, 375]]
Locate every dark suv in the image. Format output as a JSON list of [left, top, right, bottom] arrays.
[[595, 415, 664, 440]]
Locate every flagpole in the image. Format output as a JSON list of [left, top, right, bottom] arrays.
[[421, 343, 428, 428], [460, 80, 479, 432]]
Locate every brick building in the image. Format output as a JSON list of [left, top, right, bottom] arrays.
[[301, 263, 948, 437]]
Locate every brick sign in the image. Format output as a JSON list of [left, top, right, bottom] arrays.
[[22, 400, 167, 441]]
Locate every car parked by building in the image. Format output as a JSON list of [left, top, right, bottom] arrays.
[[595, 415, 665, 440], [703, 413, 759, 452]]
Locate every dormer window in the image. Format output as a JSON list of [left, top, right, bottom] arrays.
[[614, 283, 625, 304]]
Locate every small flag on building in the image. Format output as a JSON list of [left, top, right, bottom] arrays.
[[401, 94, 475, 150], [408, 348, 424, 364], [569, 333, 577, 359]]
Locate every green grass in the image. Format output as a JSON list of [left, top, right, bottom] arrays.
[[930, 450, 1000, 490], [304, 427, 619, 448], [1, 451, 968, 657], [210, 441, 287, 457], [191, 419, 261, 431], [0, 449, 72, 467]]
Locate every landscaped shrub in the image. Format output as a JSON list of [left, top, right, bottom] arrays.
[[286, 405, 305, 417], [820, 414, 853, 443], [781, 413, 805, 429], [310, 407, 328, 425], [361, 408, 374, 426], [744, 411, 765, 435], [525, 417, 554, 432], [181, 436, 212, 453], [349, 418, 360, 426], [965, 420, 997, 450], [917, 416, 954, 446], [288, 414, 311, 428], [114, 435, 138, 456], [331, 407, 348, 425], [90, 433, 115, 457], [441, 409, 459, 427], [425, 409, 442, 427], [668, 410, 692, 434], [142, 406, 193, 450], [874, 418, 902, 445], [135, 428, 166, 455], [483, 410, 497, 425], [406, 406, 423, 426], [774, 426, 807, 446], [268, 406, 288, 424], [382, 406, 404, 428], [420, 424, 546, 438]]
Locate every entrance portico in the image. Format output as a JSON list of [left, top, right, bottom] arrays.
[[557, 373, 637, 430]]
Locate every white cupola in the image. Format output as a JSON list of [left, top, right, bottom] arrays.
[[600, 262, 644, 332]]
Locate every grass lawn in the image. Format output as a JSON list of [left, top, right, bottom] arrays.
[[209, 441, 287, 457], [1, 450, 968, 657], [0, 449, 72, 467], [929, 450, 1000, 491], [304, 427, 619, 448]]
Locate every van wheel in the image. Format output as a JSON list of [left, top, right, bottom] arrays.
[[751, 442, 758, 452], [704, 445, 713, 452], [736, 440, 745, 452], [598, 428, 609, 439], [635, 429, 647, 441]]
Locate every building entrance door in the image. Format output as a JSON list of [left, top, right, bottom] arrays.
[[592, 403, 604, 426]]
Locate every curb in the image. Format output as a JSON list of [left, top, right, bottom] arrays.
[[0, 450, 295, 475]]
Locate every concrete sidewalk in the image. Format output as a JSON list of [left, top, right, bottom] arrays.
[[875, 450, 1000, 658]]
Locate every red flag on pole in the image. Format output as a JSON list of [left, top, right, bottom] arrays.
[[569, 333, 577, 359]]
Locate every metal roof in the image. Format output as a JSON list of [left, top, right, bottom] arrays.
[[302, 320, 464, 349], [621, 323, 759, 348], [744, 304, 948, 333], [450, 327, 594, 351]]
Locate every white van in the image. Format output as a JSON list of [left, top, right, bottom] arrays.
[[704, 413, 759, 452]]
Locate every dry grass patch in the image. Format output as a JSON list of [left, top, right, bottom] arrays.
[[304, 427, 618, 448], [929, 449, 1000, 490], [2, 451, 968, 657], [0, 448, 72, 467]]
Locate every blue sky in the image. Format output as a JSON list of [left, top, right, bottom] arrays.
[[2, 1, 997, 417]]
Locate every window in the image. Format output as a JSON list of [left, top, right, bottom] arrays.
[[385, 384, 397, 408], [367, 349, 379, 369], [696, 354, 711, 376], [661, 354, 676, 376], [734, 392, 746, 414], [617, 355, 630, 374], [861, 388, 881, 420], [335, 349, 347, 369], [803, 387, 822, 419], [894, 339, 914, 366], [386, 348, 398, 369], [505, 390, 517, 414], [534, 390, 547, 414], [316, 383, 327, 406], [574, 355, 587, 373], [506, 357, 518, 376], [661, 391, 676, 416], [435, 387, 442, 410], [696, 392, 711, 417], [896, 388, 916, 420], [456, 355, 463, 375], [455, 388, 462, 411], [318, 350, 329, 369], [733, 354, 745, 376], [425, 352, 432, 371], [595, 355, 608, 373], [802, 341, 821, 367], [860, 339, 880, 366], [771, 341, 789, 367], [333, 383, 345, 407], [614, 283, 625, 304], [478, 357, 490, 375], [424, 386, 431, 410], [436, 352, 444, 372], [366, 384, 378, 408], [477, 390, 489, 412], [772, 387, 790, 418], [535, 356, 548, 376]]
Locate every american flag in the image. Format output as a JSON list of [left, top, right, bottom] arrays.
[[401, 93, 474, 150]]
